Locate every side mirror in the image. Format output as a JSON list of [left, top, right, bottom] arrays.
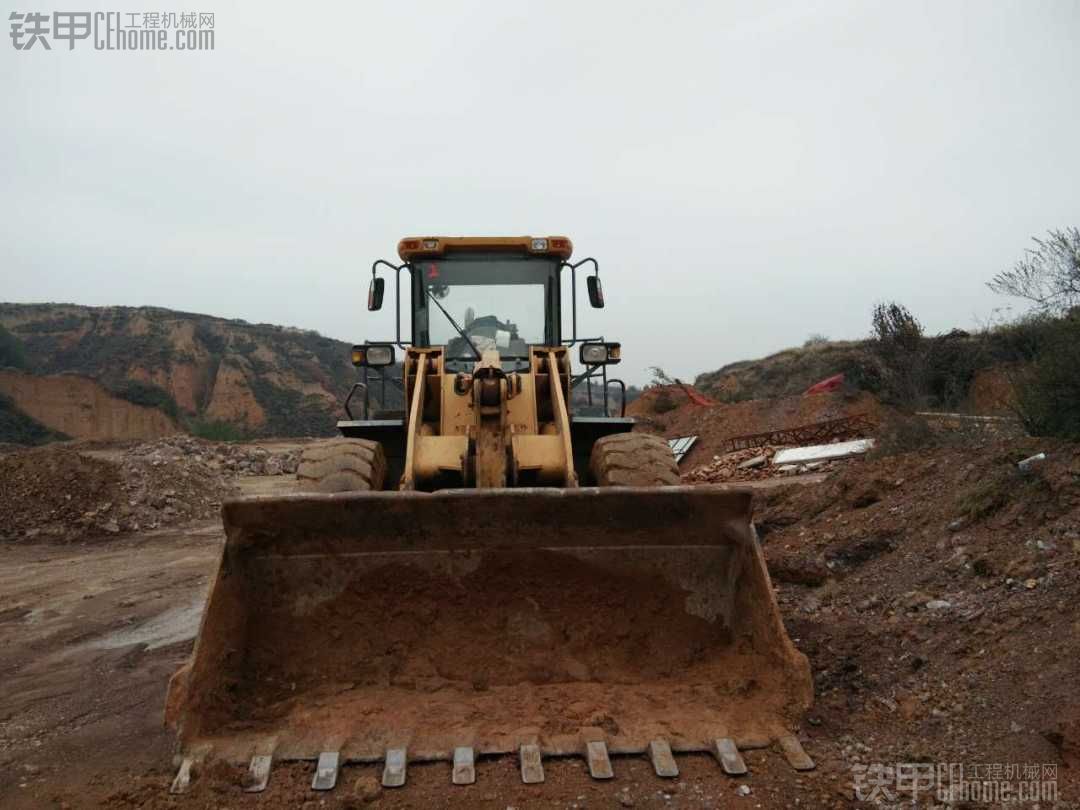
[[367, 277, 385, 311], [586, 274, 605, 309]]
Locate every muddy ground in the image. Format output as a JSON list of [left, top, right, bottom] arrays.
[[1, 435, 1077, 808]]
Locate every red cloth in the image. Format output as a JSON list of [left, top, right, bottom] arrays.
[[679, 384, 716, 407], [804, 373, 844, 396]]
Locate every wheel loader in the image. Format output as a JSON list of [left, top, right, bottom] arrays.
[[164, 236, 813, 794]]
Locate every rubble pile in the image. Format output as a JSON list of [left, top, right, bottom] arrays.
[[0, 437, 302, 542], [118, 437, 301, 533], [683, 445, 855, 483], [0, 447, 125, 542], [126, 435, 301, 478]]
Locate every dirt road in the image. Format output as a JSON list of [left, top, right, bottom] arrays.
[[2, 437, 1077, 808], [0, 522, 219, 808]]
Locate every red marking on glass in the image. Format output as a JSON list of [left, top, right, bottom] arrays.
[[427, 264, 440, 279]]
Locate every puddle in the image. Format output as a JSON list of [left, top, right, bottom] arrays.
[[89, 601, 204, 651]]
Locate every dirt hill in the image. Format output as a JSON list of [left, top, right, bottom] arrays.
[[0, 369, 178, 442], [694, 341, 868, 404], [629, 384, 882, 464], [690, 321, 1052, 417], [0, 304, 372, 443]]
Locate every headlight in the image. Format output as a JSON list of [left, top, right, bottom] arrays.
[[530, 238, 549, 251], [579, 342, 621, 366], [351, 344, 396, 367]]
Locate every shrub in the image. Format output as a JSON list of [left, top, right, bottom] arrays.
[[0, 325, 30, 370], [0, 394, 68, 445], [923, 332, 984, 408], [869, 413, 939, 458], [189, 418, 248, 442], [105, 379, 181, 421], [13, 314, 85, 334], [956, 467, 1015, 523], [867, 302, 926, 408], [652, 391, 678, 414], [1008, 315, 1080, 439], [194, 321, 226, 355]]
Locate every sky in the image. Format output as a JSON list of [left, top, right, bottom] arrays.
[[3, 1, 1078, 385]]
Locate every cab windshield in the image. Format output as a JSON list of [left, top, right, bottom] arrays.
[[415, 257, 559, 363]]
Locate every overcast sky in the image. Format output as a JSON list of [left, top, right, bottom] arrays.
[[3, 1, 1078, 384]]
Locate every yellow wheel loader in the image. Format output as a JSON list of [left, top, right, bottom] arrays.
[[164, 236, 813, 794]]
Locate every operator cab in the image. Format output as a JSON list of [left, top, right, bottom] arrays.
[[357, 235, 619, 413], [412, 253, 560, 372]]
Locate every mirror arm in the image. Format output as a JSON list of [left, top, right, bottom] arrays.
[[561, 257, 599, 348], [371, 259, 410, 349]]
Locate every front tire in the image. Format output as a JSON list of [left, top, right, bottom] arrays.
[[589, 433, 680, 487], [296, 438, 387, 493]]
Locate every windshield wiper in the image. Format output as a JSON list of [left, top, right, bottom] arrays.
[[426, 290, 482, 361]]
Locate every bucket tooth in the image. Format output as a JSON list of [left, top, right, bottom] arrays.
[[585, 740, 614, 780], [713, 738, 747, 776], [169, 757, 194, 794], [778, 736, 815, 771], [452, 746, 476, 785], [649, 739, 679, 778], [244, 754, 273, 792], [519, 743, 544, 784], [312, 751, 340, 790], [382, 747, 408, 788]]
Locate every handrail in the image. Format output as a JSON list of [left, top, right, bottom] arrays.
[[606, 378, 627, 417], [344, 382, 367, 420]]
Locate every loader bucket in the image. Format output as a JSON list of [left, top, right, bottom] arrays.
[[166, 486, 812, 770]]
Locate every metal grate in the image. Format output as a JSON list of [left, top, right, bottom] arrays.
[[725, 414, 876, 453]]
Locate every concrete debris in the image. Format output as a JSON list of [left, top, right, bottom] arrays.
[[737, 454, 767, 470], [681, 431, 873, 484], [683, 446, 783, 483], [1017, 452, 1046, 472], [772, 438, 875, 466]]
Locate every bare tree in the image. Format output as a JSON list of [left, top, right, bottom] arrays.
[[988, 227, 1080, 313], [648, 366, 675, 387]]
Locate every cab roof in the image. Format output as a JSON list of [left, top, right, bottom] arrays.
[[397, 236, 573, 262]]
